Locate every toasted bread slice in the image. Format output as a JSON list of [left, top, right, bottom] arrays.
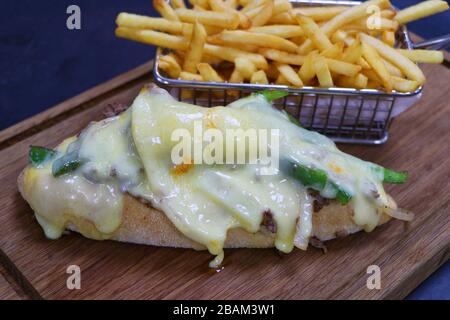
[[18, 169, 391, 250]]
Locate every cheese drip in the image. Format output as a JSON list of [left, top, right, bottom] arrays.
[[22, 86, 395, 266]]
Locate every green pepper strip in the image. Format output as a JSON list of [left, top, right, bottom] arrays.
[[29, 146, 57, 167], [291, 163, 351, 205], [383, 168, 408, 184], [257, 90, 289, 102], [52, 150, 84, 177]]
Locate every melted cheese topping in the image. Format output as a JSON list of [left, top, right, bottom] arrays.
[[22, 86, 395, 266]]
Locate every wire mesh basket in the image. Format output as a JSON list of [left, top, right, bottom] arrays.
[[153, 0, 424, 145]]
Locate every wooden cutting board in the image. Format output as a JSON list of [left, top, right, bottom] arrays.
[[0, 58, 448, 300]]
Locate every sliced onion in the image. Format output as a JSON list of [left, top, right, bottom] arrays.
[[385, 207, 415, 222]]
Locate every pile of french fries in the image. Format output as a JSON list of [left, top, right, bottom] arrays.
[[115, 0, 448, 93]]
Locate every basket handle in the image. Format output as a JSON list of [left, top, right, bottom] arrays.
[[412, 34, 450, 50]]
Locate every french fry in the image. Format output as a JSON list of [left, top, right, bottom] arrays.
[[159, 54, 182, 78], [337, 73, 368, 89], [397, 49, 444, 64], [241, 0, 261, 12], [361, 41, 392, 91], [217, 31, 298, 53], [275, 63, 303, 87], [208, 0, 251, 29], [207, 34, 259, 52], [358, 57, 371, 69], [115, 27, 189, 50], [331, 30, 355, 46], [272, 0, 292, 16], [251, 70, 269, 84], [313, 55, 333, 87], [342, 40, 362, 63], [171, 0, 186, 8], [321, 0, 391, 35], [248, 25, 304, 38], [362, 69, 382, 83], [203, 44, 268, 69], [153, 0, 180, 21], [225, 0, 238, 9], [234, 57, 257, 80], [295, 14, 333, 52], [298, 51, 318, 83], [184, 22, 207, 73], [180, 71, 204, 81], [395, 0, 449, 25], [320, 42, 344, 59], [382, 58, 402, 77], [380, 9, 396, 19], [347, 17, 399, 32], [391, 76, 420, 92], [189, 0, 209, 9], [229, 68, 244, 83], [259, 48, 306, 65], [117, 0, 443, 91], [360, 33, 426, 84], [203, 25, 224, 35], [176, 8, 240, 29], [300, 0, 391, 54], [116, 13, 189, 35], [293, 6, 347, 22], [382, 30, 395, 47], [268, 11, 296, 25], [201, 53, 224, 65], [275, 74, 290, 85], [325, 58, 361, 77], [248, 1, 274, 27], [197, 63, 224, 82]]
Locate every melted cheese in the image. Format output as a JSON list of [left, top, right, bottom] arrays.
[[22, 86, 395, 266]]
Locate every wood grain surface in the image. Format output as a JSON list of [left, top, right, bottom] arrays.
[[0, 59, 448, 300]]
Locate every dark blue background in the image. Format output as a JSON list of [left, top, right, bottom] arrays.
[[0, 0, 448, 299]]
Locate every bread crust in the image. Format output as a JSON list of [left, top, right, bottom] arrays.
[[18, 169, 391, 250]]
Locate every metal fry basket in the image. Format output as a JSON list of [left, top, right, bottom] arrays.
[[154, 0, 425, 145]]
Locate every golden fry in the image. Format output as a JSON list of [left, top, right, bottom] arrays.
[[180, 71, 203, 81], [248, 1, 274, 27], [248, 25, 304, 38], [381, 31, 395, 47], [325, 58, 361, 77], [208, 0, 251, 29], [298, 51, 318, 83], [153, 0, 180, 21], [395, 0, 449, 25], [116, 13, 189, 35], [313, 55, 333, 87], [217, 30, 298, 53], [234, 57, 257, 80], [397, 49, 444, 64], [203, 44, 268, 69], [184, 22, 207, 73], [295, 14, 333, 52], [292, 6, 347, 22], [391, 76, 420, 92], [159, 54, 182, 78], [176, 8, 240, 29], [360, 33, 426, 84], [171, 0, 186, 8], [361, 41, 392, 91], [259, 48, 306, 66], [342, 40, 362, 63], [250, 70, 269, 84], [197, 63, 224, 82], [115, 27, 189, 50]]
